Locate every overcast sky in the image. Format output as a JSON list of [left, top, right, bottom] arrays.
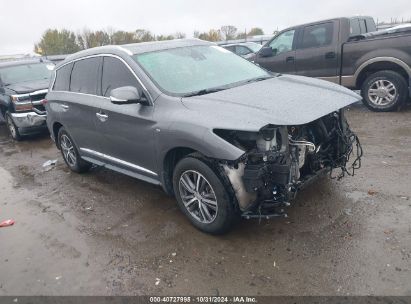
[[1, 0, 410, 55]]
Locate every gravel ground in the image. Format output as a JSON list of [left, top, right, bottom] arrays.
[[0, 104, 410, 296]]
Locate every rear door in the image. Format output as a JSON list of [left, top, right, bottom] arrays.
[[294, 21, 339, 80], [95, 56, 157, 179], [56, 57, 104, 156], [255, 29, 297, 74]]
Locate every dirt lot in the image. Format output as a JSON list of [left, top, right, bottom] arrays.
[[0, 104, 410, 296]]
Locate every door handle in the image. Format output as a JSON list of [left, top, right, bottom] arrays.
[[286, 56, 295, 63], [96, 112, 108, 122], [325, 52, 336, 59]]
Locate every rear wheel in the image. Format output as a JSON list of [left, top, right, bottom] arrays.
[[172, 156, 237, 234], [361, 70, 408, 112], [58, 127, 91, 173], [5, 112, 22, 141]]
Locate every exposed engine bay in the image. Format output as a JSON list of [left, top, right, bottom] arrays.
[[216, 110, 363, 219]]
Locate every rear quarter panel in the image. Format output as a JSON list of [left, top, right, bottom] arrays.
[[341, 34, 411, 77]]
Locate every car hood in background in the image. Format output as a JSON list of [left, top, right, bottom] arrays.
[[6, 79, 50, 94], [182, 75, 361, 128]]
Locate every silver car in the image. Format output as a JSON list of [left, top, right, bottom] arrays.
[[46, 39, 362, 234]]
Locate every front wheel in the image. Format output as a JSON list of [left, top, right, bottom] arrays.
[[5, 112, 22, 141], [361, 70, 408, 112], [172, 156, 237, 234], [57, 127, 91, 173]]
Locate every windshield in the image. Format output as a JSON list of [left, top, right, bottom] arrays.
[[246, 43, 262, 53], [133, 45, 270, 96], [0, 63, 54, 86]]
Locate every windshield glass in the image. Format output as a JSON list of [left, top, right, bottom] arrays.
[[133, 45, 270, 96], [246, 43, 262, 53], [0, 63, 54, 85]]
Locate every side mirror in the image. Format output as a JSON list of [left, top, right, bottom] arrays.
[[110, 86, 141, 105], [259, 47, 273, 58]]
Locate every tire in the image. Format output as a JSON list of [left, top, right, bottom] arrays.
[[172, 156, 237, 235], [361, 70, 408, 112], [57, 127, 91, 173], [5, 112, 22, 141]]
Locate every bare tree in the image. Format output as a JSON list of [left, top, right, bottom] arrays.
[[220, 25, 238, 41]]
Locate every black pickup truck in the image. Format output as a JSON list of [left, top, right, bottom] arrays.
[[252, 17, 411, 111], [0, 58, 54, 140]]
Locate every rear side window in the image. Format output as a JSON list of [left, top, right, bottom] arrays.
[[101, 57, 138, 97], [359, 20, 367, 34], [301, 22, 334, 49], [70, 57, 101, 95], [53, 63, 73, 91], [350, 19, 361, 36]]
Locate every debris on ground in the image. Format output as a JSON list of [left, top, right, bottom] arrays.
[[42, 159, 58, 172], [344, 208, 353, 216], [0, 219, 15, 227], [155, 278, 160, 286], [367, 189, 378, 196]]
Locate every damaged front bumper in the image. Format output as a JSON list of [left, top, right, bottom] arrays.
[[219, 110, 363, 219], [11, 111, 47, 133]]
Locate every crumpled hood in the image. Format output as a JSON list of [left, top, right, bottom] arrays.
[[182, 75, 361, 128], [6, 79, 49, 94]]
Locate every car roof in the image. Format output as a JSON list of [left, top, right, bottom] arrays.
[[0, 58, 52, 68], [61, 39, 213, 65], [281, 16, 374, 31]]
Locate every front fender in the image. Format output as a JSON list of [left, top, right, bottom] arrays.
[[157, 122, 245, 166]]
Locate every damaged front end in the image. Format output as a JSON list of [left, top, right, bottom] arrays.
[[215, 109, 363, 219]]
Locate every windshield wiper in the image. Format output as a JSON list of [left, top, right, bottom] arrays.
[[244, 76, 274, 84], [183, 87, 227, 97]]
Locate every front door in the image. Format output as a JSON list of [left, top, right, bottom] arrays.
[[294, 21, 339, 80], [255, 29, 297, 74], [95, 56, 157, 180]]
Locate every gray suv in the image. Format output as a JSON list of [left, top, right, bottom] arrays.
[[46, 39, 362, 234]]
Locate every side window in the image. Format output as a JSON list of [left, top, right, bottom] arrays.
[[350, 19, 361, 36], [365, 18, 376, 32], [53, 63, 73, 91], [359, 20, 367, 34], [70, 57, 101, 95], [269, 30, 295, 55], [301, 22, 334, 49], [101, 57, 138, 97], [235, 46, 251, 56], [224, 46, 235, 52]]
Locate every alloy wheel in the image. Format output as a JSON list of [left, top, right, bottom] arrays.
[[6, 115, 17, 139], [368, 79, 397, 106], [60, 134, 77, 167], [179, 170, 218, 224]]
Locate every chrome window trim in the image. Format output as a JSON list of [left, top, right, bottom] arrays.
[[51, 53, 153, 103], [50, 90, 111, 100], [80, 148, 158, 176]]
